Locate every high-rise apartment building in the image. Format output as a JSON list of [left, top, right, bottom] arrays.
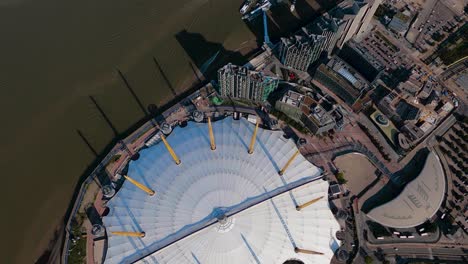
[[307, 15, 346, 56], [278, 33, 326, 71], [217, 63, 279, 102], [355, 0, 382, 40], [329, 0, 381, 48]]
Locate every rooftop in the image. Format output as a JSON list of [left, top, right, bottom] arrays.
[[366, 151, 445, 228], [103, 118, 341, 263], [302, 101, 336, 127], [279, 90, 305, 107]]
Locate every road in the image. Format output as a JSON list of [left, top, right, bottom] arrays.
[[382, 246, 467, 261]]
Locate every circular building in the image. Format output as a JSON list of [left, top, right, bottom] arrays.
[[103, 118, 341, 263], [366, 151, 445, 228]]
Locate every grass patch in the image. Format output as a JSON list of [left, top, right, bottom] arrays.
[[440, 41, 468, 65], [433, 23, 468, 65], [67, 214, 87, 264], [369, 110, 399, 148]]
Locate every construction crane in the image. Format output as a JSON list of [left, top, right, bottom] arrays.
[[240, 0, 272, 46], [262, 7, 271, 46]]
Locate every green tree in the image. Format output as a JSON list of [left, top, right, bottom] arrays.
[[336, 172, 347, 184], [365, 256, 374, 264], [432, 32, 445, 42]]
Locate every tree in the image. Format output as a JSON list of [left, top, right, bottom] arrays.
[[365, 256, 374, 264], [432, 32, 445, 42], [336, 172, 347, 184]]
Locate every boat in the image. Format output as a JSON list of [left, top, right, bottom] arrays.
[[242, 0, 271, 20], [290, 0, 296, 12], [240, 0, 252, 14]]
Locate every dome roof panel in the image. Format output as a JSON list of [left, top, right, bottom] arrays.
[[103, 118, 340, 263]]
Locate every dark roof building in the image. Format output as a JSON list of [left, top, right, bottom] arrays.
[[300, 96, 336, 134], [395, 100, 421, 121], [275, 90, 337, 134], [338, 41, 384, 82], [312, 57, 373, 111]]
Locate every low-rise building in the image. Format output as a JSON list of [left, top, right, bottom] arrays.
[[275, 90, 337, 134], [300, 96, 336, 134], [418, 81, 434, 100], [275, 90, 305, 122], [395, 100, 421, 122], [388, 10, 413, 35], [401, 123, 425, 141], [312, 57, 373, 111], [338, 41, 384, 82]]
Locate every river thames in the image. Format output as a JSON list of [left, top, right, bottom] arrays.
[[0, 0, 334, 262]]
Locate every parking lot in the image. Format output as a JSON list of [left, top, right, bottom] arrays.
[[412, 1, 466, 57]]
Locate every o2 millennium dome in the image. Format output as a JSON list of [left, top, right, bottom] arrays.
[[102, 117, 341, 264]]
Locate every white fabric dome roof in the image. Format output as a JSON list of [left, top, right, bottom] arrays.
[[103, 117, 341, 264]]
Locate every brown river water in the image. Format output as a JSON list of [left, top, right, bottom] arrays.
[[0, 0, 333, 262]]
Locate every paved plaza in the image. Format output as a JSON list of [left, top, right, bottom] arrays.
[[334, 153, 378, 195]]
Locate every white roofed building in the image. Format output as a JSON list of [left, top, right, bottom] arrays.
[[366, 151, 445, 228], [102, 117, 341, 264]]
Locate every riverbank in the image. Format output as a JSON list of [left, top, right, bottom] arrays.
[[33, 36, 263, 264], [27, 1, 339, 261]]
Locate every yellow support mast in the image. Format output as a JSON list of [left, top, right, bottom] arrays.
[[294, 247, 324, 255], [160, 134, 181, 165], [248, 120, 259, 154], [208, 116, 216, 150], [124, 175, 155, 196], [296, 196, 324, 211], [111, 231, 146, 237], [278, 149, 300, 175]]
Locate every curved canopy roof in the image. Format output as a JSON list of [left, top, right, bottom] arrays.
[[366, 151, 446, 228], [103, 117, 340, 263]]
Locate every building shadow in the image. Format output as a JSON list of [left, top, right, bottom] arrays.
[[175, 30, 252, 81], [89, 95, 118, 136], [77, 129, 98, 157], [191, 252, 202, 264], [243, 0, 340, 45], [267, 188, 297, 249], [268, 3, 302, 35], [85, 204, 103, 226], [361, 148, 430, 213], [241, 234, 261, 264], [243, 9, 282, 45], [152, 57, 177, 97], [294, 0, 320, 21], [303, 0, 340, 17]]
